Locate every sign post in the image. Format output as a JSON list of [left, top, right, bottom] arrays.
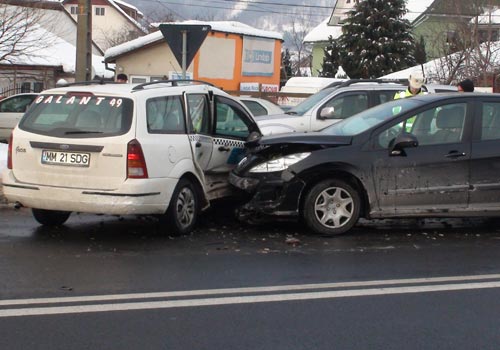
[[159, 24, 211, 79]]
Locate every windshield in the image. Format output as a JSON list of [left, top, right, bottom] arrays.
[[322, 98, 420, 136], [19, 94, 133, 138], [286, 87, 336, 116]]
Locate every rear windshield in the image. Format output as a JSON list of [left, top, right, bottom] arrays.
[[19, 94, 133, 138]]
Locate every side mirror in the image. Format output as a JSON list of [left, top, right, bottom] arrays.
[[319, 107, 335, 120], [389, 133, 418, 156], [245, 131, 262, 148]]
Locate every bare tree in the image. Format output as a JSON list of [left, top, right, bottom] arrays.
[[423, 0, 499, 85], [286, 15, 313, 77], [98, 26, 145, 49], [0, 3, 60, 64]]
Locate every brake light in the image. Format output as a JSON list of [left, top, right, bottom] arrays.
[[127, 139, 148, 178], [7, 134, 12, 169]]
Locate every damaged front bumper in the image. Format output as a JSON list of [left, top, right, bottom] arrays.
[[229, 170, 306, 220]]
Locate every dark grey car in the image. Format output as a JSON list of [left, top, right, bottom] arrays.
[[231, 93, 500, 236]]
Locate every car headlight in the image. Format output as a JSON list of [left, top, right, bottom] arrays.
[[249, 152, 311, 173]]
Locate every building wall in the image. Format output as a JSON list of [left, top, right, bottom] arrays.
[[112, 32, 282, 91], [114, 42, 186, 80], [64, 0, 139, 51]]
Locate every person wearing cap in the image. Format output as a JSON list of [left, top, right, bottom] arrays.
[[394, 71, 426, 99], [457, 79, 474, 92]]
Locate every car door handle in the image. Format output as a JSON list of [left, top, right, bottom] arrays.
[[218, 146, 230, 152], [445, 151, 466, 159]]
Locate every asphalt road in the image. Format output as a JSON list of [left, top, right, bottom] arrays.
[[1, 202, 500, 349]]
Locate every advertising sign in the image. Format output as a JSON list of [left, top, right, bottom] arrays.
[[242, 37, 275, 77]]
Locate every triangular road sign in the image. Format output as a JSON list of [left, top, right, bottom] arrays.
[[159, 24, 211, 68]]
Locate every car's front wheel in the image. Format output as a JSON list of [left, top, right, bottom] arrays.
[[162, 179, 200, 236], [303, 179, 361, 236], [32, 208, 71, 226]]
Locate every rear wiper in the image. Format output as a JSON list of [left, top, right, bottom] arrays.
[[64, 131, 104, 135]]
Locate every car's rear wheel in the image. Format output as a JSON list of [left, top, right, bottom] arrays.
[[162, 179, 200, 236], [303, 179, 360, 236], [32, 209, 71, 226]]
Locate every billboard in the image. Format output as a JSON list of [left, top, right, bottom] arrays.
[[242, 37, 275, 77]]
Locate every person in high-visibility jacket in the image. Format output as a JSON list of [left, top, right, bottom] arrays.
[[394, 71, 426, 99]]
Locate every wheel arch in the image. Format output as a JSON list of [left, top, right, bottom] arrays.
[[297, 163, 370, 218], [178, 172, 209, 209]]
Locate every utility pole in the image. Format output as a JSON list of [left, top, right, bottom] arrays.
[[75, 0, 92, 81]]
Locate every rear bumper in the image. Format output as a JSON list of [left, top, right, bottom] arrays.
[[2, 170, 176, 215]]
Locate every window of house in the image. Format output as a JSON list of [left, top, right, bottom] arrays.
[[70, 6, 78, 15], [95, 7, 105, 16]]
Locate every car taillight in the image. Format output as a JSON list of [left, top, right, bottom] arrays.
[[7, 134, 12, 169], [127, 139, 148, 179]]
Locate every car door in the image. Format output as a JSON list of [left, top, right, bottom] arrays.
[[469, 99, 500, 210], [185, 93, 213, 170], [371, 101, 471, 214], [207, 95, 258, 173], [311, 91, 369, 131]]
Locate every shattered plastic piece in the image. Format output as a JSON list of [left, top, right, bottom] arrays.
[[285, 237, 301, 245]]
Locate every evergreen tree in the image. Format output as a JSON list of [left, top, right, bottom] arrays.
[[337, 0, 416, 79], [320, 35, 339, 77]]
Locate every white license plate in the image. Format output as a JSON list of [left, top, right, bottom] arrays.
[[41, 150, 91, 167]]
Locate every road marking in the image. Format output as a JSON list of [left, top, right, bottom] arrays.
[[2, 274, 500, 318]]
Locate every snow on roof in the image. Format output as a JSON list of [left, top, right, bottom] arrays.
[[107, 0, 147, 33], [305, 0, 434, 43], [304, 19, 342, 43], [105, 20, 283, 61], [476, 8, 500, 24], [1, 24, 113, 78], [406, 0, 435, 22], [379, 41, 500, 82]]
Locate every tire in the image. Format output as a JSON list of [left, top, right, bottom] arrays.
[[303, 179, 361, 236], [32, 209, 71, 226], [162, 179, 200, 236]]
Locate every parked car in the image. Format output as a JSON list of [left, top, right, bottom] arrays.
[[3, 81, 261, 234], [230, 93, 500, 236], [239, 96, 284, 116], [0, 93, 38, 142], [256, 80, 457, 135]]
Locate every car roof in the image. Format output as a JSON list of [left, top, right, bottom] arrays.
[[40, 81, 228, 97]]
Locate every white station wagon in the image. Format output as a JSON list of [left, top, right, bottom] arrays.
[[2, 81, 261, 234]]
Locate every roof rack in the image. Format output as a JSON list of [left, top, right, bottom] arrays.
[[132, 79, 215, 91], [322, 79, 406, 90], [58, 79, 114, 87]]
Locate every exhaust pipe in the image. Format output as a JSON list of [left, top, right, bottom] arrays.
[[14, 202, 23, 209]]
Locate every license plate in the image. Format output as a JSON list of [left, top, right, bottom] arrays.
[[41, 150, 91, 167]]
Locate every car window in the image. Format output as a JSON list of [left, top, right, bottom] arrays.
[[215, 96, 251, 139], [378, 90, 401, 104], [146, 96, 185, 133], [322, 93, 368, 119], [378, 103, 467, 148], [186, 94, 210, 134], [323, 98, 419, 136], [286, 87, 335, 116], [19, 94, 133, 138], [242, 100, 267, 116], [481, 102, 500, 140], [0, 95, 36, 113]]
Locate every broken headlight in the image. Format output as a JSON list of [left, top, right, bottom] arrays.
[[249, 152, 310, 173]]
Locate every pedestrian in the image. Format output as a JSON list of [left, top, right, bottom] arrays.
[[394, 71, 426, 99], [457, 79, 474, 92], [116, 73, 128, 83]]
